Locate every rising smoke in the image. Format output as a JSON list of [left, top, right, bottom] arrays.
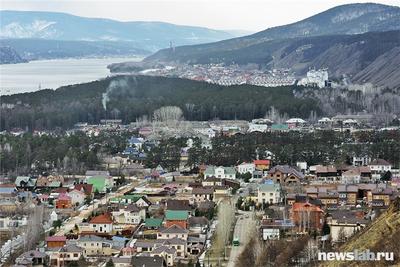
[[101, 77, 135, 111]]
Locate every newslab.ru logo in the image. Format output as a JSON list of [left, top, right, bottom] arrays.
[[318, 250, 394, 262]]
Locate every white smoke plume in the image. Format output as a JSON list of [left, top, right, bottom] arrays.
[[101, 77, 133, 111]]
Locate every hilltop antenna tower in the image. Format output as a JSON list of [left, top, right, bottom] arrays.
[[170, 41, 175, 53]]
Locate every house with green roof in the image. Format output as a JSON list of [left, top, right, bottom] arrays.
[[165, 210, 189, 229], [145, 218, 163, 229], [87, 175, 113, 193]]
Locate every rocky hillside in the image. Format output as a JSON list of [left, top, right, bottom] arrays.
[[0, 46, 27, 64], [321, 197, 400, 267]]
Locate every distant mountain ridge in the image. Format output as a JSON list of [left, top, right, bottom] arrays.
[[0, 10, 236, 52], [0, 38, 149, 61], [145, 3, 400, 88], [147, 3, 400, 62]]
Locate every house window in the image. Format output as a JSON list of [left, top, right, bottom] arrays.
[[73, 253, 78, 257]]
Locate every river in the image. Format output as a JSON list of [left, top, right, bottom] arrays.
[[0, 57, 142, 95]]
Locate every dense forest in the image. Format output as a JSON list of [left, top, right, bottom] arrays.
[[0, 75, 320, 131], [0, 131, 133, 176]]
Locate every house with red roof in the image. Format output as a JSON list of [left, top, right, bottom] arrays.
[[73, 184, 94, 198], [254, 160, 271, 171], [290, 202, 324, 232], [89, 213, 114, 234]]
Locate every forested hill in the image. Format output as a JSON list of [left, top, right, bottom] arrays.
[[0, 75, 319, 131]]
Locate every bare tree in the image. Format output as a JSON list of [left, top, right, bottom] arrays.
[[153, 106, 184, 127]]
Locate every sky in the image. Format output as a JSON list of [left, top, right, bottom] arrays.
[[1, 0, 400, 31]]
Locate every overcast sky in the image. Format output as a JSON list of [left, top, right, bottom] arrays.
[[1, 0, 399, 31]]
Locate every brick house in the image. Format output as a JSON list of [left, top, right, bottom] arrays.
[[165, 210, 188, 229]]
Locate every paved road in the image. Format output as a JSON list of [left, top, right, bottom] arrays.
[[227, 211, 254, 267], [55, 180, 143, 236]]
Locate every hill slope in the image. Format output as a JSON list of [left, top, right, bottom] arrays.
[[322, 197, 400, 267], [147, 30, 400, 88], [147, 3, 400, 61], [0, 10, 235, 52]]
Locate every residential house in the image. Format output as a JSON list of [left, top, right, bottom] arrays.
[[318, 192, 339, 208], [15, 176, 36, 189], [257, 182, 282, 205], [201, 177, 223, 187], [188, 216, 209, 234], [150, 246, 176, 266], [371, 188, 393, 207], [290, 202, 324, 232], [352, 155, 371, 166], [337, 185, 358, 206], [237, 162, 255, 175], [191, 187, 214, 204], [89, 213, 114, 234], [204, 166, 236, 179], [56, 193, 72, 209], [157, 225, 188, 241], [131, 255, 166, 267], [112, 204, 146, 225], [74, 184, 94, 198], [165, 210, 189, 229], [369, 159, 392, 174], [254, 160, 271, 171], [259, 219, 295, 240], [15, 250, 48, 266], [68, 189, 86, 206], [49, 244, 83, 267], [0, 215, 28, 231], [128, 137, 144, 150], [46, 236, 67, 249], [314, 165, 340, 183], [268, 165, 304, 185], [166, 199, 191, 213], [213, 185, 231, 200], [36, 175, 64, 188], [87, 175, 113, 193], [0, 184, 16, 201], [145, 218, 164, 230], [76, 235, 118, 256], [328, 210, 368, 242]]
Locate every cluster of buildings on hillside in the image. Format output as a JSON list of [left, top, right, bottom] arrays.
[[138, 64, 297, 87]]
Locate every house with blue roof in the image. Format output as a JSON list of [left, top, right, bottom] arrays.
[[128, 137, 144, 150]]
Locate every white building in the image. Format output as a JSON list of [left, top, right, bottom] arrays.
[[68, 189, 86, 206], [237, 162, 256, 175], [204, 166, 236, 179], [89, 214, 114, 234], [257, 183, 282, 204], [298, 68, 329, 88], [112, 205, 146, 225], [369, 159, 392, 174]]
